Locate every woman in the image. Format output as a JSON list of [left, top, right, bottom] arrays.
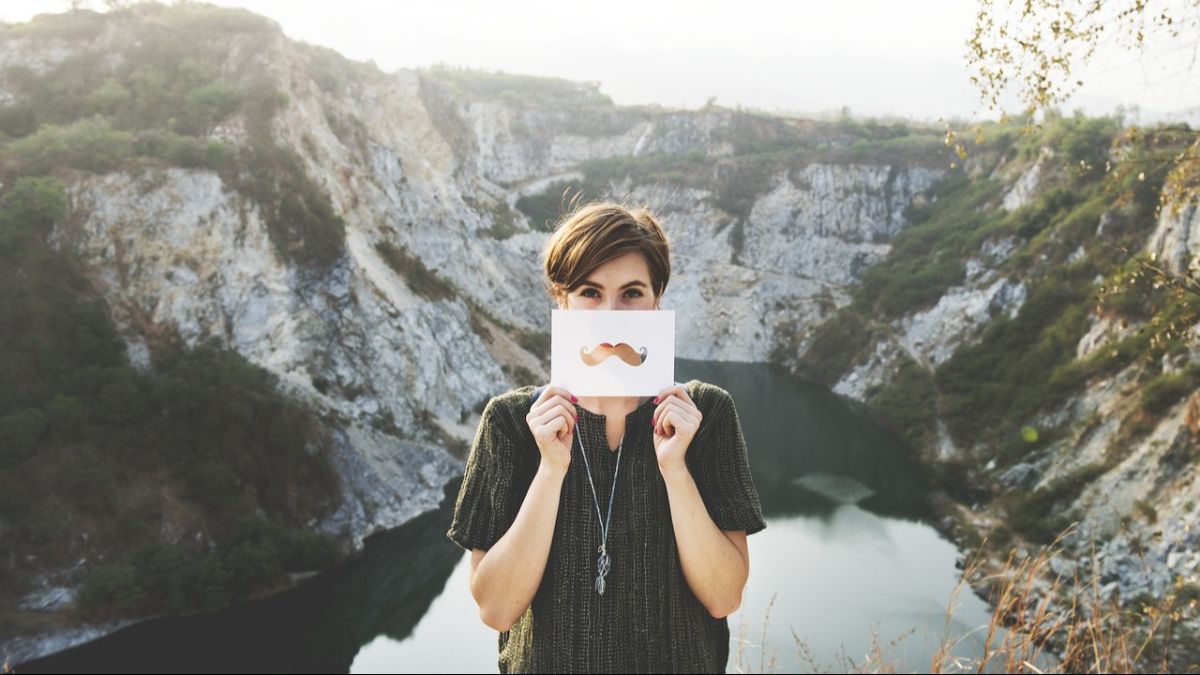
[[446, 199, 767, 673]]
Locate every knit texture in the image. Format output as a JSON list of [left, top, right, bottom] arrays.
[[446, 378, 767, 673]]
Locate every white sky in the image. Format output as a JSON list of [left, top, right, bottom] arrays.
[[2, 0, 1198, 125]]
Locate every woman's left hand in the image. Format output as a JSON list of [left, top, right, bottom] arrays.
[[651, 384, 703, 475]]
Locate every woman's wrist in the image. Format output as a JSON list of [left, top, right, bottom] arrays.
[[657, 460, 691, 485], [537, 459, 569, 482]]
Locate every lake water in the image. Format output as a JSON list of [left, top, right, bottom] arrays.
[[17, 360, 998, 673]]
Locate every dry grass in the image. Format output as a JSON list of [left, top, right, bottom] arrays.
[[730, 525, 1200, 674]]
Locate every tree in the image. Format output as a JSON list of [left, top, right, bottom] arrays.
[[965, 0, 1198, 125], [953, 0, 1200, 184], [959, 0, 1200, 353]]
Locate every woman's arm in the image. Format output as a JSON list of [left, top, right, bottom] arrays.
[[469, 461, 568, 632], [661, 465, 750, 618]]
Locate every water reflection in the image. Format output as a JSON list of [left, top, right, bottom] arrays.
[[697, 359, 937, 524], [16, 502, 465, 673], [679, 360, 995, 672]]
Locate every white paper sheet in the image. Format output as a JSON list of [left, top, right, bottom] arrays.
[[549, 309, 675, 396]]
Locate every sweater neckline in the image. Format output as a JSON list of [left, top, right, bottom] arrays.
[[574, 395, 656, 422], [527, 381, 691, 426]]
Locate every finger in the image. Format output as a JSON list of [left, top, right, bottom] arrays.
[[555, 414, 573, 441], [532, 402, 577, 436], [655, 402, 681, 436], [655, 402, 699, 436], [548, 414, 570, 441], [653, 385, 693, 413], [532, 386, 577, 422], [653, 389, 698, 426], [532, 394, 578, 421], [555, 403, 577, 437], [654, 384, 694, 408], [539, 385, 578, 407], [661, 408, 683, 437]]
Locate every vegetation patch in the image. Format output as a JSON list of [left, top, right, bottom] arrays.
[[374, 241, 457, 302], [0, 175, 345, 629], [0, 2, 347, 269], [994, 461, 1109, 544]]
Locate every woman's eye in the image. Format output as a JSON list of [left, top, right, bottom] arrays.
[[579, 288, 643, 299]]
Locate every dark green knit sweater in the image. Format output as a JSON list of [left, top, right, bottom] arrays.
[[446, 378, 767, 673]]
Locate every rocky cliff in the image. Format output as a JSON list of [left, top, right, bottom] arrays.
[[0, 6, 954, 662], [6, 2, 1195, 666], [781, 117, 1200, 659]]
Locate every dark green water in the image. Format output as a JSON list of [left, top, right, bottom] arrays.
[[16, 360, 997, 673]]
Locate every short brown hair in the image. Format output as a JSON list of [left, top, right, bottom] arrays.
[[540, 197, 671, 306]]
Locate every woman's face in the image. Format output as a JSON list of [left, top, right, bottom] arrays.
[[559, 251, 659, 311]]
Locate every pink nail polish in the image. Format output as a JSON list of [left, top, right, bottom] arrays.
[[571, 394, 578, 402]]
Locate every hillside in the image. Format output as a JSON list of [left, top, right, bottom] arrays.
[[1, 1, 1197, 667], [785, 115, 1200, 662]]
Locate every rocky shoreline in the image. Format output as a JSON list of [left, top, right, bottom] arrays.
[[3, 550, 353, 666], [927, 490, 1200, 671]]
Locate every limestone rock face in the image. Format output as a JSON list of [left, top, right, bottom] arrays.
[[9, 8, 1200, 668], [8, 20, 955, 567], [10, 13, 1071, 664], [1144, 197, 1200, 277]]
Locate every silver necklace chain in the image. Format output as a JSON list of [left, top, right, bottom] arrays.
[[575, 416, 623, 596]]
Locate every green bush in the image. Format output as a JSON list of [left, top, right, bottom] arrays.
[[228, 114, 347, 269], [421, 63, 614, 108], [60, 444, 117, 513], [2, 115, 134, 175], [133, 129, 232, 169], [866, 354, 939, 451], [788, 309, 875, 387], [78, 560, 146, 616], [0, 407, 47, 465], [179, 81, 242, 134], [1005, 188, 1078, 240], [83, 77, 132, 116], [1045, 111, 1122, 181], [375, 241, 457, 301], [0, 176, 67, 255], [1140, 364, 1200, 415], [133, 540, 232, 614], [0, 8, 107, 40], [998, 462, 1109, 544], [515, 180, 594, 231], [221, 539, 282, 596]]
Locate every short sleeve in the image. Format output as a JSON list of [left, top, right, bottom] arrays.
[[446, 397, 522, 552], [691, 390, 767, 535]]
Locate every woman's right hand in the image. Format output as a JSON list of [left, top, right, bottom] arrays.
[[526, 385, 577, 474]]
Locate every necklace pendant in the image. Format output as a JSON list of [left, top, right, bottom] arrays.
[[595, 549, 612, 595]]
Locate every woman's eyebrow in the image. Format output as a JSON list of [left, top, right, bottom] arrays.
[[579, 279, 648, 289]]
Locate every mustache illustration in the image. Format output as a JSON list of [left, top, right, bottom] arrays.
[[579, 342, 649, 367]]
